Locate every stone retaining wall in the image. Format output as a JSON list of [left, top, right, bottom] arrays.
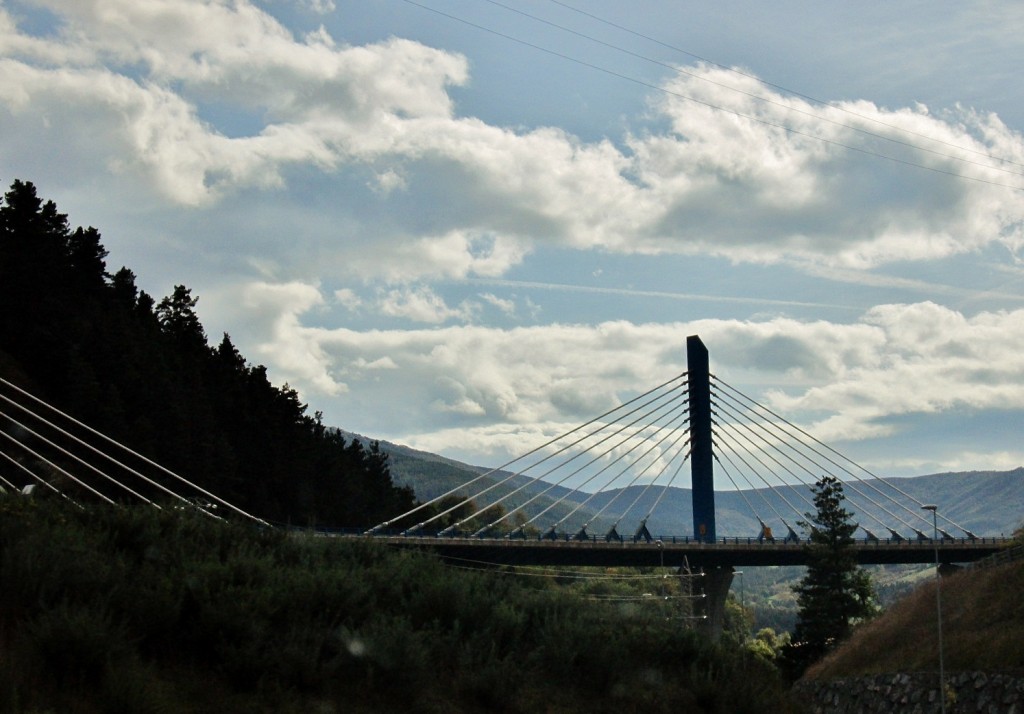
[[794, 672, 1024, 714]]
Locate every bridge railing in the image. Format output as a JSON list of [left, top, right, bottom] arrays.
[[308, 526, 1009, 548], [969, 542, 1024, 569]]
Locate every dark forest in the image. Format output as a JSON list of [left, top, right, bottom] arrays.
[[0, 179, 414, 527]]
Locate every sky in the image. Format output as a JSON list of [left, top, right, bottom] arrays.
[[1, 0, 1023, 480]]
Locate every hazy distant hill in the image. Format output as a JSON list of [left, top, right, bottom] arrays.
[[563, 468, 1024, 538], [349, 435, 614, 533], [370, 434, 1023, 539]]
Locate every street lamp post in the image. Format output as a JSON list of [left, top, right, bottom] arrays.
[[735, 570, 745, 614], [735, 570, 746, 642], [922, 504, 946, 714]]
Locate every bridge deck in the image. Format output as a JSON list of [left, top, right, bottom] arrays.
[[348, 534, 1010, 569]]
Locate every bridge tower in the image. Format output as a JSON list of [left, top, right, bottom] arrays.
[[687, 335, 715, 543], [687, 335, 732, 639]]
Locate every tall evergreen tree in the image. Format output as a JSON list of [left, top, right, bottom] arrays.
[[156, 284, 208, 354], [784, 476, 876, 678]]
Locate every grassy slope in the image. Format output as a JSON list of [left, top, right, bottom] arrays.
[[805, 553, 1024, 679]]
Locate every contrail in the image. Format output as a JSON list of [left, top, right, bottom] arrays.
[[464, 278, 859, 311]]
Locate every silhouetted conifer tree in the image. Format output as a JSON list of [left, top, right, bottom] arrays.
[[783, 475, 876, 678]]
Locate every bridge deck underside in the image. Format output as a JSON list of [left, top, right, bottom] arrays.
[[356, 536, 1006, 569]]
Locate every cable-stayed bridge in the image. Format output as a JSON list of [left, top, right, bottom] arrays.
[[363, 336, 1004, 565], [354, 335, 1009, 635]]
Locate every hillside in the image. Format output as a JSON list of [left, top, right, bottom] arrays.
[[353, 435, 618, 534], [594, 469, 1024, 538], [804, 550, 1024, 679]]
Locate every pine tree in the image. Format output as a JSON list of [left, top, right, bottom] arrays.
[[784, 475, 876, 677], [156, 284, 208, 354]]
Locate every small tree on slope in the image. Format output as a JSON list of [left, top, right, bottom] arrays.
[[784, 475, 876, 678]]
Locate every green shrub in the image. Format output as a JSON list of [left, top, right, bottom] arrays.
[[22, 600, 131, 686], [0, 495, 799, 713]]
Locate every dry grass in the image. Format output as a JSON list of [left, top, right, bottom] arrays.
[[805, 561, 1024, 680]]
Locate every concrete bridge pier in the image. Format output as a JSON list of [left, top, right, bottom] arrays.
[[694, 566, 734, 640]]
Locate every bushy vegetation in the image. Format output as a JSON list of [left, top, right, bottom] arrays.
[[0, 179, 414, 527], [0, 495, 799, 713]]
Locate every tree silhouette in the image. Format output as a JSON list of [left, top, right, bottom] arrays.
[[0, 179, 415, 527], [783, 475, 876, 678]]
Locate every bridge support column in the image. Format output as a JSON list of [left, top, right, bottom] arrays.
[[695, 566, 733, 641], [688, 335, 715, 543], [939, 563, 962, 578]]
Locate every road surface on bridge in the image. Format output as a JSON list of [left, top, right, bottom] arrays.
[[344, 534, 1010, 569]]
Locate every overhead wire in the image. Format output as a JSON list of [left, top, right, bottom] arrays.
[[437, 553, 702, 579], [543, 0, 1024, 170], [396, 0, 1024, 190], [480, 0, 1024, 180]]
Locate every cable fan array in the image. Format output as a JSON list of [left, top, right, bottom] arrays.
[[369, 370, 980, 544], [0, 377, 266, 526], [709, 376, 977, 543], [368, 372, 693, 542]]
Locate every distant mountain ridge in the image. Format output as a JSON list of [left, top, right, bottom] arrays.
[[562, 468, 1024, 538], [345, 434, 609, 532], [364, 434, 1023, 539]]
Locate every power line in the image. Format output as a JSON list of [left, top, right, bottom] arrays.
[[436, 554, 705, 580], [396, 0, 1024, 191], [480, 0, 1024, 179], [543, 0, 1024, 171]]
